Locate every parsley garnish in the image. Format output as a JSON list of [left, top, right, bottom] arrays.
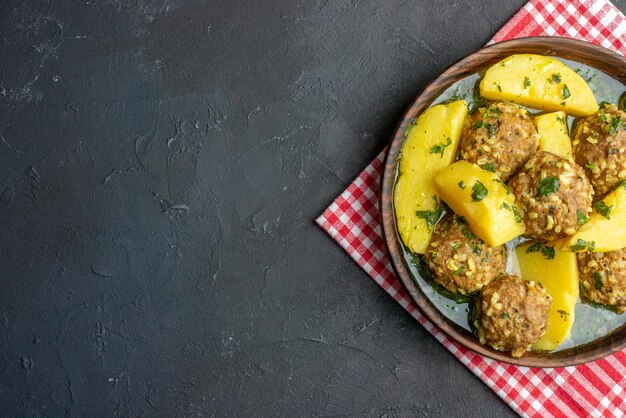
[[458, 180, 466, 190], [570, 239, 595, 252], [557, 310, 570, 321], [480, 162, 496, 172], [594, 201, 613, 219], [492, 178, 511, 195], [593, 271, 604, 290], [501, 312, 509, 319], [523, 77, 531, 88], [461, 226, 478, 240], [599, 111, 610, 123], [599, 101, 610, 108], [562, 85, 571, 100], [585, 162, 597, 171], [429, 137, 452, 158], [525, 241, 556, 260], [550, 73, 562, 84], [452, 266, 465, 276], [536, 176, 560, 197], [452, 242, 461, 250], [468, 242, 482, 256], [416, 206, 443, 232], [404, 122, 414, 138], [471, 181, 488, 202], [576, 209, 590, 225], [609, 115, 623, 135], [512, 206, 523, 223], [486, 107, 503, 118], [473, 121, 498, 136]]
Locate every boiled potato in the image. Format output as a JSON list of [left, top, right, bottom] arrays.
[[534, 111, 573, 160], [516, 241, 578, 351], [480, 54, 598, 117], [394, 100, 468, 253], [434, 160, 525, 246], [556, 183, 626, 252]]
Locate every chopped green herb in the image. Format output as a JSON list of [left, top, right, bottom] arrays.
[[470, 93, 488, 114], [501, 202, 511, 210], [599, 113, 610, 125], [577, 209, 590, 225], [452, 266, 466, 276], [570, 238, 595, 252], [496, 84, 502, 92], [458, 180, 466, 190], [452, 242, 461, 250], [473, 121, 498, 136], [449, 87, 467, 101], [536, 176, 560, 197], [468, 242, 482, 256], [550, 73, 562, 84], [492, 178, 511, 195], [471, 181, 488, 202], [525, 241, 556, 260], [523, 77, 531, 89], [512, 206, 523, 223], [594, 200, 613, 219], [416, 206, 443, 232], [609, 115, 623, 136], [556, 114, 566, 125], [486, 107, 503, 119], [404, 122, 414, 138], [501, 312, 509, 319], [562, 85, 571, 100], [461, 226, 478, 240], [585, 162, 597, 171], [599, 101, 610, 108], [593, 271, 604, 290], [429, 137, 452, 158], [557, 310, 570, 321], [480, 162, 496, 172]]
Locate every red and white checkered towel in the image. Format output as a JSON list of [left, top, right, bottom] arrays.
[[316, 1, 626, 416]]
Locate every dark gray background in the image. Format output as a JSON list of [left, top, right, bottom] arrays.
[[2, 0, 625, 416]]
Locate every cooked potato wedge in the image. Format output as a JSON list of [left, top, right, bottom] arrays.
[[394, 100, 468, 253], [534, 111, 573, 160], [556, 183, 626, 252], [516, 242, 578, 351], [434, 160, 525, 246], [480, 54, 598, 117]]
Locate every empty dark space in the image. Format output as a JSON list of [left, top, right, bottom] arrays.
[[1, 0, 624, 416]]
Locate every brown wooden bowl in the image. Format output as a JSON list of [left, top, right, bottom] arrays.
[[381, 37, 626, 368]]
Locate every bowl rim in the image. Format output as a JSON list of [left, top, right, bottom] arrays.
[[380, 36, 626, 368]]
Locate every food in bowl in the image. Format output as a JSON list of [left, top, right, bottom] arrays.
[[471, 274, 551, 357], [424, 215, 507, 296], [572, 103, 626, 197], [577, 248, 626, 314], [459, 101, 540, 181], [393, 52, 626, 358], [507, 150, 593, 241]]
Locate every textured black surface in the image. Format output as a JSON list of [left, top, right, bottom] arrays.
[[2, 1, 625, 416]]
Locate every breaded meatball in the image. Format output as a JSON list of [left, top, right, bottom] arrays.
[[577, 248, 626, 313], [573, 104, 626, 198], [425, 215, 507, 295], [472, 274, 551, 357], [508, 150, 593, 241], [460, 101, 540, 181]]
